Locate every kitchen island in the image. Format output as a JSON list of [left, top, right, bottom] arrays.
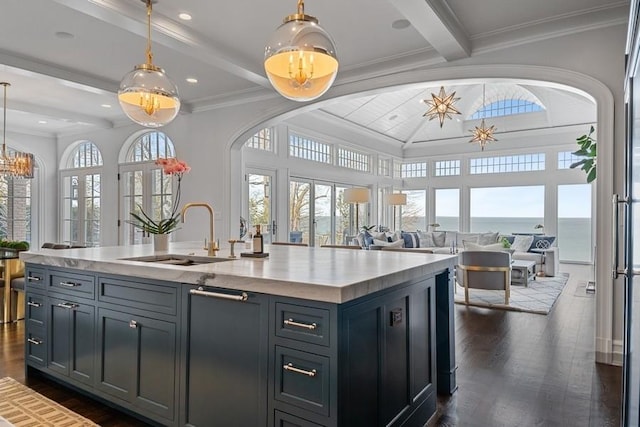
[[21, 242, 458, 427]]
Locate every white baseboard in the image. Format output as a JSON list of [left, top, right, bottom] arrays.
[[596, 337, 624, 366]]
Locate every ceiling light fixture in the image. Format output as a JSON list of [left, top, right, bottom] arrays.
[[0, 83, 34, 179], [422, 86, 461, 127], [178, 13, 192, 21], [186, 77, 198, 84], [469, 84, 497, 150], [264, 0, 338, 102], [118, 0, 180, 128]]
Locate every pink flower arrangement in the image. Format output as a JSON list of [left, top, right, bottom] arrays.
[[129, 157, 190, 234]]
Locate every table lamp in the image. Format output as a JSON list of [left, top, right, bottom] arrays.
[[344, 187, 370, 233], [385, 193, 407, 231]]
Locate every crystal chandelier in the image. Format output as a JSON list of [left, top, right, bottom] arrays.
[[264, 0, 339, 102], [0, 82, 34, 179], [118, 0, 180, 128]]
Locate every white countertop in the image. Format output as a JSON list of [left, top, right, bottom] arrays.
[[20, 242, 458, 304]]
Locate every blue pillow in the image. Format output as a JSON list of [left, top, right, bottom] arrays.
[[528, 236, 555, 252], [401, 231, 420, 248]]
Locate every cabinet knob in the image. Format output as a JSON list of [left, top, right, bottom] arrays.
[[129, 320, 138, 329]]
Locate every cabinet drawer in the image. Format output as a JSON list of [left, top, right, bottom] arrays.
[[275, 303, 329, 347], [26, 326, 46, 366], [98, 277, 177, 316], [275, 410, 324, 427], [24, 266, 46, 292], [49, 271, 95, 299], [275, 346, 330, 417], [26, 293, 45, 327]]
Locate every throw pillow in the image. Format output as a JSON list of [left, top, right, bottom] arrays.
[[432, 231, 446, 247], [528, 235, 556, 252], [373, 238, 404, 248], [463, 241, 505, 252], [401, 231, 420, 248], [478, 231, 499, 245], [370, 231, 386, 241], [444, 231, 457, 247], [417, 231, 435, 247], [511, 235, 534, 252]]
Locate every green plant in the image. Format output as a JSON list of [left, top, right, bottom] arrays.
[[570, 125, 596, 183], [0, 240, 29, 251], [360, 225, 376, 232], [501, 237, 511, 249]]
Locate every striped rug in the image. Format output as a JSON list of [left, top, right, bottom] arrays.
[[0, 377, 98, 426]]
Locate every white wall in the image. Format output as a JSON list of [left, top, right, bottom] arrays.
[[48, 23, 625, 363]]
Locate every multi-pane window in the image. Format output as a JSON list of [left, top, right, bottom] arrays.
[[60, 141, 103, 246], [558, 151, 582, 169], [434, 160, 461, 176], [245, 128, 273, 151], [120, 132, 176, 245], [0, 175, 31, 243], [338, 147, 370, 172], [400, 162, 428, 178], [289, 134, 331, 164], [470, 99, 543, 119], [470, 153, 545, 175], [378, 158, 391, 177]]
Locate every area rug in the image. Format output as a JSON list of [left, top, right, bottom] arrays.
[[454, 273, 569, 315], [0, 377, 98, 426]]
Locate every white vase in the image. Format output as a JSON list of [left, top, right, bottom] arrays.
[[153, 234, 169, 252]]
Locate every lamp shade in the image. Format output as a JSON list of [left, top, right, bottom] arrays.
[[386, 193, 407, 206], [264, 2, 338, 102], [344, 187, 370, 204]]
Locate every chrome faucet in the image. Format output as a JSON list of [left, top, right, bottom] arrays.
[[181, 202, 218, 256]]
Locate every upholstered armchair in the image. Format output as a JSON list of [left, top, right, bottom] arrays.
[[457, 251, 512, 305]]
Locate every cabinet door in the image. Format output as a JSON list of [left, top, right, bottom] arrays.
[[183, 286, 269, 427], [47, 296, 95, 385], [97, 307, 176, 421]]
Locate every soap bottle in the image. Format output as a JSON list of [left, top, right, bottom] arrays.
[[253, 225, 264, 254]]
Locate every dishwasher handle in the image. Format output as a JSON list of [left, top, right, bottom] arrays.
[[189, 286, 248, 302]]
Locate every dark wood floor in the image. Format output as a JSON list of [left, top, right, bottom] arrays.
[[0, 266, 622, 427]]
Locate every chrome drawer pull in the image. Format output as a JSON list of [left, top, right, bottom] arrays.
[[284, 318, 317, 330], [129, 320, 138, 329], [57, 302, 78, 310], [27, 338, 42, 345], [27, 301, 41, 308], [59, 281, 81, 287], [27, 275, 41, 282], [283, 363, 317, 377], [190, 287, 248, 302]]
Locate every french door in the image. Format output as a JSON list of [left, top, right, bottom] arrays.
[[246, 169, 275, 244]]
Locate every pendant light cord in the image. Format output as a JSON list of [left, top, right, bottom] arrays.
[[145, 0, 153, 65], [297, 0, 304, 15], [1, 83, 7, 158]]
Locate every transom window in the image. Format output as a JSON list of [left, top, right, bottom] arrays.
[[245, 128, 273, 151], [69, 141, 103, 168], [289, 134, 331, 164], [400, 162, 428, 178], [378, 158, 391, 177], [338, 147, 370, 172], [558, 151, 582, 169], [434, 160, 460, 176], [470, 153, 545, 174], [126, 131, 175, 162]]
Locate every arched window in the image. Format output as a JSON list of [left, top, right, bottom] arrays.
[[119, 131, 176, 245], [468, 84, 545, 119], [470, 99, 543, 119], [0, 148, 33, 243], [60, 141, 103, 246]]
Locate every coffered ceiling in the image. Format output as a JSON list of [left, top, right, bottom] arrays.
[[0, 0, 627, 141]]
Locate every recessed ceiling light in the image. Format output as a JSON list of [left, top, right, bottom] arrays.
[[101, 104, 112, 108], [38, 120, 47, 124], [55, 31, 75, 39], [391, 19, 411, 30], [178, 13, 192, 21], [186, 77, 198, 84]]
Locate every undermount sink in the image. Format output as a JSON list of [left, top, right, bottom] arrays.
[[120, 254, 234, 266]]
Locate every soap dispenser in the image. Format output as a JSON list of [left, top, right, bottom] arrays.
[[253, 225, 264, 254]]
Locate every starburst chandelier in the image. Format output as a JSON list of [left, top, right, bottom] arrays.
[[0, 82, 34, 179], [469, 84, 497, 150], [422, 86, 461, 127]]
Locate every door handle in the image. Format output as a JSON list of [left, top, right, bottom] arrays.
[[612, 194, 629, 279]]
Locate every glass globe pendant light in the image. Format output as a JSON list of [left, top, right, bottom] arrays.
[[264, 0, 338, 102], [118, 0, 180, 128]]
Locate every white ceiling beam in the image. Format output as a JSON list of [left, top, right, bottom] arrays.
[[51, 0, 270, 88], [9, 101, 114, 129], [388, 0, 471, 61]]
